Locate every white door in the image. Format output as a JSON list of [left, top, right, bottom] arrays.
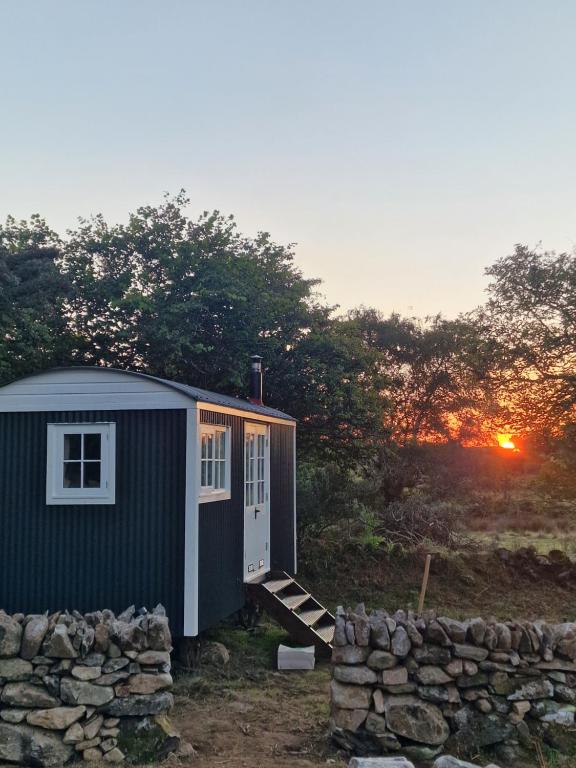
[[244, 423, 270, 581]]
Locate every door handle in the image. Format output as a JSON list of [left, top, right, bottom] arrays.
[[254, 508, 260, 519]]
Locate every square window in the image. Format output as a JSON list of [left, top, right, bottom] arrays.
[[199, 424, 231, 502], [46, 423, 116, 505]]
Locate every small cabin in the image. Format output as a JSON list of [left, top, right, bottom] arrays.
[[0, 360, 296, 637]]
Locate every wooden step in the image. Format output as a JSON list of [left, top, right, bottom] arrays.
[[263, 577, 294, 594], [314, 624, 335, 644], [282, 593, 311, 611], [298, 608, 326, 626]]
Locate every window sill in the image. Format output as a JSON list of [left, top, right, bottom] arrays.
[[199, 490, 231, 504], [46, 496, 116, 506]]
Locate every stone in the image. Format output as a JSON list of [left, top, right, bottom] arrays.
[[331, 706, 368, 731], [349, 758, 415, 768], [391, 626, 411, 657], [101, 737, 118, 752], [71, 665, 102, 681], [495, 624, 512, 651], [370, 614, 391, 650], [94, 624, 110, 653], [462, 660, 478, 676], [413, 645, 451, 665], [44, 624, 77, 659], [104, 718, 120, 727], [507, 677, 554, 701], [61, 678, 115, 706], [373, 688, 385, 713], [367, 650, 398, 670], [76, 737, 102, 751], [116, 713, 179, 762], [101, 727, 120, 738], [452, 644, 489, 662], [426, 620, 452, 646], [102, 657, 129, 674], [381, 682, 417, 694], [419, 685, 461, 705], [402, 745, 443, 761], [332, 645, 370, 665], [345, 621, 356, 644], [415, 666, 452, 685], [0, 721, 74, 766], [63, 722, 85, 743], [0, 612, 22, 657], [21, 616, 49, 660], [364, 712, 388, 734], [82, 652, 107, 667], [448, 708, 513, 751], [384, 695, 450, 745], [108, 642, 122, 658], [0, 657, 33, 680], [1, 682, 60, 708], [0, 709, 31, 723], [83, 747, 104, 761], [84, 714, 104, 740], [555, 683, 576, 703], [381, 666, 408, 686], [330, 680, 372, 710], [27, 705, 86, 730], [103, 747, 125, 762], [334, 665, 378, 685], [147, 615, 172, 651], [511, 701, 531, 719], [352, 607, 371, 646], [103, 691, 174, 716], [200, 641, 230, 666], [334, 612, 347, 646], [121, 672, 173, 694], [456, 673, 489, 688], [444, 659, 464, 677], [467, 617, 487, 645], [95, 671, 130, 686], [434, 757, 496, 768], [403, 621, 424, 647], [137, 650, 171, 666]]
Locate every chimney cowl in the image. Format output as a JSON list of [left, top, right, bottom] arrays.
[[249, 355, 263, 405]]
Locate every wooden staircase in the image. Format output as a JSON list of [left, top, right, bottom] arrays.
[[247, 570, 335, 655]]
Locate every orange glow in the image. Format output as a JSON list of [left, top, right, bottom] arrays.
[[497, 433, 517, 450]]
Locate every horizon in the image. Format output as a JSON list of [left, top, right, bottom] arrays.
[[2, 1, 576, 318]]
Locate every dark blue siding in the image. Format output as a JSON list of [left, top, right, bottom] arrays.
[[197, 411, 244, 632], [197, 411, 296, 632], [270, 423, 296, 574], [0, 410, 186, 635]]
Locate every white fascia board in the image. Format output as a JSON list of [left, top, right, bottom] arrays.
[[0, 392, 192, 412], [183, 405, 200, 637], [196, 401, 296, 426]]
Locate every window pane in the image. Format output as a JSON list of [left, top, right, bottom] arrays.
[[83, 462, 101, 488], [201, 460, 207, 487], [63, 462, 81, 488], [64, 434, 81, 460], [258, 481, 264, 504], [206, 458, 213, 486], [84, 434, 101, 461]]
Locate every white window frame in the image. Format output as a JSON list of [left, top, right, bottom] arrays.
[[46, 423, 116, 505], [199, 424, 231, 503]]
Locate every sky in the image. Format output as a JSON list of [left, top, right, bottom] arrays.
[[1, 1, 576, 318]]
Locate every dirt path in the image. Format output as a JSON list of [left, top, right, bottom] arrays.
[[171, 664, 344, 768]]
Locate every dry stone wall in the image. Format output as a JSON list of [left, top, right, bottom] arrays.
[[330, 605, 576, 764], [0, 605, 176, 767]]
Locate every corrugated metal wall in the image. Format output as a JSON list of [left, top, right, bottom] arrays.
[[270, 423, 296, 574], [197, 410, 245, 632], [0, 410, 186, 635], [197, 411, 296, 632]]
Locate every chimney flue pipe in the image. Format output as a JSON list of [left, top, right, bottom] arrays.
[[249, 355, 263, 405]]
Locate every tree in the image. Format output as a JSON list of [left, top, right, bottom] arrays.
[[346, 308, 499, 445], [481, 244, 576, 436], [0, 216, 72, 384], [62, 194, 388, 462]]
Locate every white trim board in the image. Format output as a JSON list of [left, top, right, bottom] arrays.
[[183, 406, 200, 637], [197, 402, 295, 426]]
